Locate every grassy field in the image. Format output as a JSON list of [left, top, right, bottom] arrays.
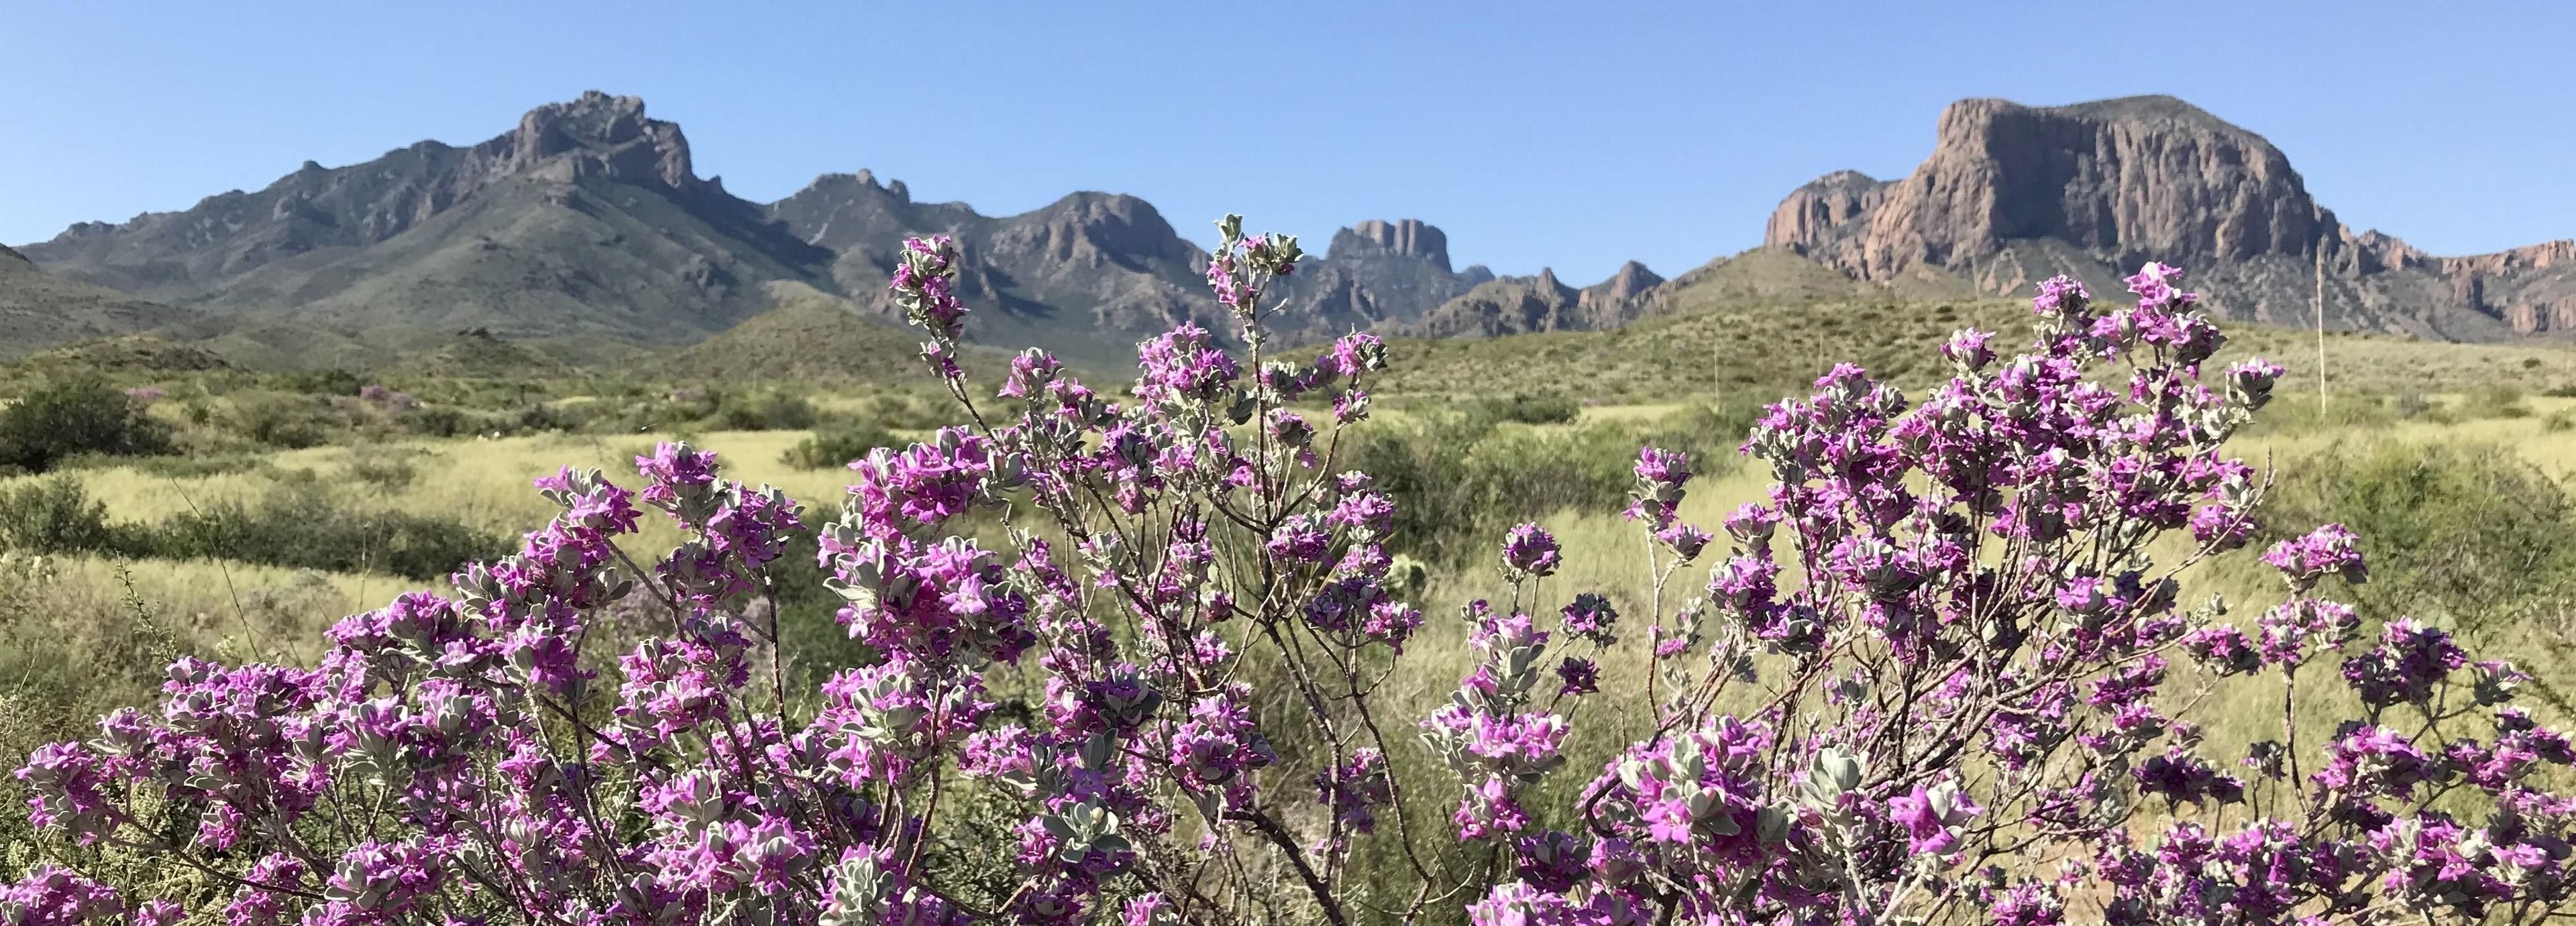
[[1377, 286, 2576, 404]]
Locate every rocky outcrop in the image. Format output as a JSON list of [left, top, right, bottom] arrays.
[[2427, 240, 2576, 335], [1332, 219, 1452, 272], [1766, 95, 2576, 341], [1266, 219, 1490, 338], [1772, 97, 2327, 280], [1583, 261, 1664, 305], [1764, 171, 1890, 268]]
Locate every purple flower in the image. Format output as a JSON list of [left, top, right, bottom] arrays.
[[1555, 657, 1599, 696], [1501, 522, 1561, 578], [2343, 618, 2466, 708], [2262, 523, 2367, 589], [1941, 327, 1996, 370], [2125, 261, 2198, 310], [2032, 275, 2090, 319], [890, 235, 969, 340], [1886, 780, 1981, 857]]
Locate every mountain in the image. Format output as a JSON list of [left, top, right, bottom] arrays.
[[5, 91, 1660, 366], [765, 172, 1212, 362], [21, 91, 832, 346], [1408, 262, 1668, 338], [1269, 219, 1495, 335], [29, 89, 2563, 371], [1764, 95, 2576, 341], [0, 243, 201, 359], [765, 172, 1506, 361]]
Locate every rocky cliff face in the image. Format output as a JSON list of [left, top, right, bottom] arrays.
[[1764, 170, 1890, 266], [1332, 219, 1452, 272], [1263, 219, 1492, 338], [1766, 95, 2576, 341]]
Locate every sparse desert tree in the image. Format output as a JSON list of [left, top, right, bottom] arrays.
[[9, 219, 2575, 926]]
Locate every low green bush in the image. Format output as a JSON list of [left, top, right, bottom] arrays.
[[1346, 400, 1754, 565], [712, 388, 822, 431], [0, 476, 505, 581], [272, 367, 362, 396], [230, 394, 337, 449], [0, 476, 118, 555], [1460, 392, 1582, 426], [2463, 384, 2534, 420], [150, 483, 507, 580], [2261, 438, 2576, 633], [0, 378, 172, 473], [342, 444, 425, 491], [782, 422, 902, 471]]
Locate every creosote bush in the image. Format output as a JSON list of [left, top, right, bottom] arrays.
[[8, 228, 2576, 926]]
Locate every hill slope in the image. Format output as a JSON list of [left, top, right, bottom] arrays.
[[0, 244, 199, 359], [658, 282, 960, 384], [1376, 263, 2576, 404]]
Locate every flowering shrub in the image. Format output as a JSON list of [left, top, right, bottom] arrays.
[[9, 225, 2575, 926]]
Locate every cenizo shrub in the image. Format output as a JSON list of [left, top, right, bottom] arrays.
[[7, 225, 2575, 926]]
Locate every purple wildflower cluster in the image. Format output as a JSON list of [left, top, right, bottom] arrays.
[[11, 240, 2576, 925], [1440, 265, 2576, 923]]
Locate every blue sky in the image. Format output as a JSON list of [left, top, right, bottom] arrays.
[[3, 1, 2569, 282]]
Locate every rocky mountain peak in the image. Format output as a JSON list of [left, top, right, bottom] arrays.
[[1780, 95, 2329, 282], [1764, 171, 1891, 262], [991, 192, 1197, 270], [1584, 261, 1665, 303], [1330, 219, 1452, 272], [490, 91, 698, 190], [1763, 94, 2576, 341]]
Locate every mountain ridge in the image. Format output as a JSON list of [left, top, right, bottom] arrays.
[[13, 91, 2573, 369], [19, 91, 1655, 364]]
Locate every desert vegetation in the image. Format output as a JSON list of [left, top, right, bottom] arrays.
[[5, 219, 2576, 926]]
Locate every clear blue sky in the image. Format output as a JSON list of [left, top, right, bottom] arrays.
[[4, 1, 2569, 283]]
